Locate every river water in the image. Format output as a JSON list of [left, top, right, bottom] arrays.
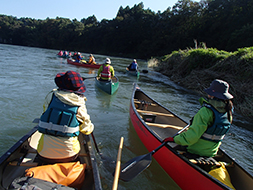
[[0, 44, 252, 190]]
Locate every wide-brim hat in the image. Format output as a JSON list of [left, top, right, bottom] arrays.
[[204, 79, 233, 100], [55, 71, 86, 94], [104, 58, 111, 64]]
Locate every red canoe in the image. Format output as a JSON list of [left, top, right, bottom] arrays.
[[128, 83, 253, 190], [67, 58, 102, 69]]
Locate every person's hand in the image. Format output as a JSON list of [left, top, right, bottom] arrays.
[[163, 137, 174, 143]]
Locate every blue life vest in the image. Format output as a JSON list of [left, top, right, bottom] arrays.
[[201, 103, 231, 142], [38, 94, 80, 137], [130, 62, 137, 70]]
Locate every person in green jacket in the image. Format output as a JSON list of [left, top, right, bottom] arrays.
[[163, 79, 234, 158]]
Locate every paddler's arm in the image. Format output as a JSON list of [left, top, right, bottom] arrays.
[[174, 107, 213, 146]]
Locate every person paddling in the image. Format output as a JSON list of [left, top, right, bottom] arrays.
[[37, 71, 94, 164], [163, 79, 234, 158], [87, 54, 96, 65], [127, 59, 138, 71], [57, 50, 63, 56], [97, 58, 115, 81]]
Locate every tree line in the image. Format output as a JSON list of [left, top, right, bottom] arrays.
[[0, 0, 253, 59]]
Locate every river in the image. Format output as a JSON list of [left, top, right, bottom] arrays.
[[0, 44, 252, 190]]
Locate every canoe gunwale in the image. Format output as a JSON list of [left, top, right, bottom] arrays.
[[67, 58, 101, 69], [0, 126, 38, 166]]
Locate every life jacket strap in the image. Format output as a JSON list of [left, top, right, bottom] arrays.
[[39, 120, 79, 134], [202, 133, 225, 141]]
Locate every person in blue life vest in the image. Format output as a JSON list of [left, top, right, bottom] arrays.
[[63, 50, 68, 56], [37, 71, 94, 163], [97, 58, 115, 81], [163, 79, 234, 158], [127, 59, 138, 71], [75, 52, 82, 63]]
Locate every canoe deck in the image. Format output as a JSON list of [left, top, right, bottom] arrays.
[[0, 126, 101, 190]]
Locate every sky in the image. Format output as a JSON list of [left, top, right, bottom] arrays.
[[0, 0, 180, 21]]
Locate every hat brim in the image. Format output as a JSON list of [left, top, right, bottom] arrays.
[[204, 88, 233, 100], [72, 85, 86, 94], [55, 71, 86, 94]]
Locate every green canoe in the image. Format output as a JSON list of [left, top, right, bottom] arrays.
[[95, 76, 119, 95], [126, 67, 140, 77]]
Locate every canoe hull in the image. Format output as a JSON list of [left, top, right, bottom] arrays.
[[126, 68, 140, 77], [130, 83, 253, 190], [95, 76, 119, 95], [67, 58, 101, 69]]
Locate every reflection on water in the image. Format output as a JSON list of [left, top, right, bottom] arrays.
[[0, 44, 252, 189]]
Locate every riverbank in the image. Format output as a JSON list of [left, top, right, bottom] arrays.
[[148, 47, 253, 118]]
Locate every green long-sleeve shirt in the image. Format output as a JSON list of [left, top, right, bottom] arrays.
[[174, 98, 228, 157]]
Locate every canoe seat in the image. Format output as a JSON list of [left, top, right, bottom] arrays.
[[140, 113, 157, 123], [176, 150, 234, 169], [190, 157, 219, 166], [137, 109, 174, 117], [146, 122, 184, 130], [134, 99, 157, 106], [22, 152, 37, 164]]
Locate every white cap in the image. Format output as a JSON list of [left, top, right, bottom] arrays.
[[104, 58, 111, 64]]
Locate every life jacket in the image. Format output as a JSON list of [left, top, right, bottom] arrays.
[[75, 55, 82, 63], [58, 51, 63, 56], [101, 64, 111, 80], [130, 62, 137, 70], [88, 56, 95, 64], [38, 95, 80, 137], [201, 103, 231, 142]]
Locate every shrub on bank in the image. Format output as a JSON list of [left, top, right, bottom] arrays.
[[150, 47, 253, 117]]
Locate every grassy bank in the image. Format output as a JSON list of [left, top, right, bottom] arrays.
[[148, 47, 253, 118]]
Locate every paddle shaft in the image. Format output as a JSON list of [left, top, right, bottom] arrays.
[[119, 123, 190, 182], [112, 137, 124, 190], [82, 77, 95, 80], [173, 124, 190, 137], [150, 124, 189, 156], [91, 132, 101, 154]]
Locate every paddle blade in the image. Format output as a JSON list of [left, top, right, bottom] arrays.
[[119, 153, 152, 182]]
